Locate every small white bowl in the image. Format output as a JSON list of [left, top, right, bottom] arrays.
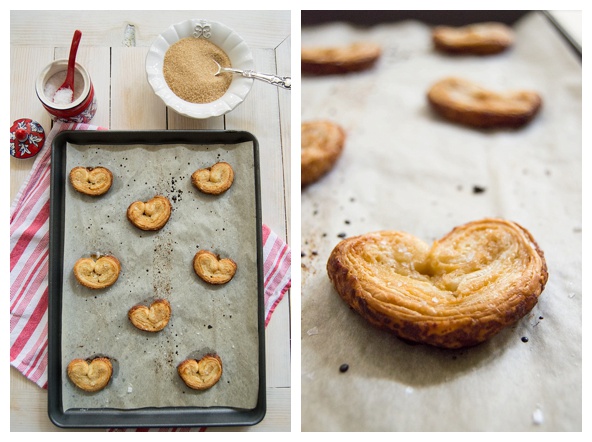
[[146, 19, 254, 119]]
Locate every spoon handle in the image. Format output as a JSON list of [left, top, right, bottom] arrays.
[[241, 70, 291, 90], [65, 30, 82, 86]]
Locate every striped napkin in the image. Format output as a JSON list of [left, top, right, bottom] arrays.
[[10, 121, 291, 390]]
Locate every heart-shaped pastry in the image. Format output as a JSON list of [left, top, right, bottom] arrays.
[[191, 162, 234, 195], [67, 357, 113, 392], [69, 166, 113, 196], [301, 42, 381, 75], [128, 299, 171, 332], [127, 195, 172, 231], [327, 219, 548, 349], [193, 250, 237, 285], [178, 354, 223, 390], [432, 22, 514, 55], [73, 255, 121, 289], [427, 77, 542, 129], [301, 120, 345, 187]]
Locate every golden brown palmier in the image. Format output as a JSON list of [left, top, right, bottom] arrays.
[[427, 77, 542, 128], [193, 250, 237, 285], [67, 357, 113, 392], [301, 120, 345, 186], [128, 299, 171, 332], [73, 255, 121, 289], [327, 219, 548, 349], [127, 195, 172, 231], [301, 42, 381, 75], [69, 166, 113, 196], [178, 354, 223, 390], [432, 22, 514, 55], [191, 162, 234, 195]]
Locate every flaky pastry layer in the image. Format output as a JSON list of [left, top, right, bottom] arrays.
[[301, 120, 345, 186], [327, 219, 548, 348], [178, 354, 223, 390], [67, 357, 113, 392], [69, 166, 113, 196], [73, 255, 121, 289], [127, 195, 172, 231], [193, 250, 237, 285], [433, 22, 514, 55], [301, 42, 381, 75], [128, 299, 172, 332], [427, 77, 542, 128], [191, 162, 234, 195]]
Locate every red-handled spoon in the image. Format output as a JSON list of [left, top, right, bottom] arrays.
[[54, 30, 82, 103]]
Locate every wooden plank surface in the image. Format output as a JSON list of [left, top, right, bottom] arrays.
[[111, 47, 166, 130], [10, 10, 290, 49], [10, 10, 291, 432]]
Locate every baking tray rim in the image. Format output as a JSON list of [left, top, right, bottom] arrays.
[[301, 10, 581, 61], [47, 129, 266, 428]]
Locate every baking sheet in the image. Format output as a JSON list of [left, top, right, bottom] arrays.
[[48, 130, 265, 428], [301, 12, 581, 431]]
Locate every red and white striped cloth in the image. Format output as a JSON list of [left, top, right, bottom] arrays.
[[10, 122, 291, 390]]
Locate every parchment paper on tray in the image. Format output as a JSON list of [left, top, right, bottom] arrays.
[[61, 141, 259, 410], [301, 12, 581, 431]]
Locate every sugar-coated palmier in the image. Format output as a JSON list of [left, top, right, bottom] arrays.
[[301, 42, 381, 75], [427, 77, 542, 129], [301, 120, 345, 186], [327, 219, 548, 349]]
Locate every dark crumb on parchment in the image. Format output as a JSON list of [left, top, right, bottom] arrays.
[[472, 185, 486, 194]]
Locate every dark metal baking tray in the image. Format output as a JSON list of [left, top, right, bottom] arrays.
[[301, 9, 531, 26], [47, 130, 265, 428]]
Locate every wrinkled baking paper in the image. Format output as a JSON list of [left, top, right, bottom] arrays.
[[301, 12, 581, 431], [61, 141, 260, 411]]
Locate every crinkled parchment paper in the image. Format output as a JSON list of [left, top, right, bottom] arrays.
[[61, 140, 259, 411], [301, 12, 581, 431]]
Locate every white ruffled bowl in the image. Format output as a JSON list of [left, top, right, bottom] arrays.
[[146, 19, 254, 119]]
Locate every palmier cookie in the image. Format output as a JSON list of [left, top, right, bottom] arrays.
[[301, 42, 381, 75], [73, 255, 121, 289], [67, 357, 113, 392], [427, 77, 542, 129], [178, 354, 223, 390], [127, 195, 172, 231], [193, 250, 237, 285], [301, 120, 345, 187], [327, 219, 548, 349], [128, 299, 171, 332], [191, 162, 234, 195], [432, 22, 514, 55], [69, 166, 113, 196]]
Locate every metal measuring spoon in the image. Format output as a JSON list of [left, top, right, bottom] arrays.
[[213, 60, 291, 90]]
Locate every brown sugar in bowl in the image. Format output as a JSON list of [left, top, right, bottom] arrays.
[[146, 19, 255, 119], [163, 37, 233, 104]]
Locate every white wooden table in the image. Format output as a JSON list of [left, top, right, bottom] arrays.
[[10, 10, 291, 432]]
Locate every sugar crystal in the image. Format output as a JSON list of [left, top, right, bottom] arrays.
[[53, 87, 73, 104]]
